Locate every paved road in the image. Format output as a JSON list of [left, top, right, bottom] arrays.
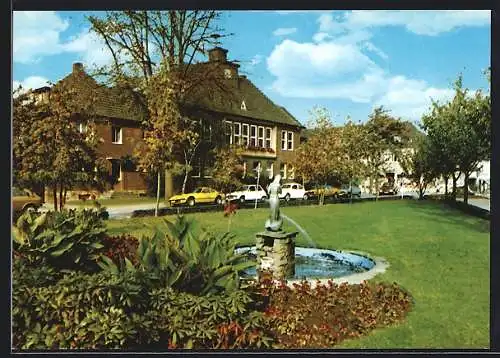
[[38, 191, 489, 218]]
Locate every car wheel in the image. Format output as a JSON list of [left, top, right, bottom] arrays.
[[187, 197, 195, 207], [261, 196, 267, 202], [303, 194, 308, 201], [239, 196, 245, 203], [215, 196, 222, 205], [284, 193, 291, 202]]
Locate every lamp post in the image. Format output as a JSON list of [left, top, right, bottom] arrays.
[[254, 162, 261, 209]]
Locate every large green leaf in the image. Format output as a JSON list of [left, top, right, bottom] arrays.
[[50, 239, 76, 257]]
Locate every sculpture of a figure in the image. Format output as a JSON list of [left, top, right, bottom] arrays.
[[265, 174, 283, 232]]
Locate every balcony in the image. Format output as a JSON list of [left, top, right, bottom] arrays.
[[242, 146, 277, 158]]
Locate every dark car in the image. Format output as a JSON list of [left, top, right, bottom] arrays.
[[338, 184, 362, 198], [12, 187, 43, 213], [379, 182, 398, 195]]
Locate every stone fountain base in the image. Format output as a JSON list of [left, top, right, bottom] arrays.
[[255, 230, 298, 280]]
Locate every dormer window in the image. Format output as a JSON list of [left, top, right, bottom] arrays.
[[241, 100, 247, 111], [224, 69, 232, 79]]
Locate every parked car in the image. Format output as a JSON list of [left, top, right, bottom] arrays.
[[168, 187, 225, 207], [305, 185, 340, 200], [280, 182, 307, 201], [12, 186, 43, 213], [338, 184, 361, 198], [226, 185, 268, 203], [379, 181, 398, 195]]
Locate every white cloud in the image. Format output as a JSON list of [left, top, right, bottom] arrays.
[[266, 38, 454, 120], [13, 11, 113, 68], [250, 54, 263, 66], [63, 30, 113, 68], [336, 10, 490, 36], [362, 42, 388, 60], [273, 27, 298, 36], [13, 11, 69, 63], [13, 76, 50, 95], [374, 76, 455, 119]]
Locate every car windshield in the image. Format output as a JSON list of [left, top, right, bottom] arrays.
[[193, 188, 204, 193], [237, 186, 250, 191], [341, 184, 350, 189]]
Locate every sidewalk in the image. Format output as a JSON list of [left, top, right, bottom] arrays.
[[40, 202, 168, 219]]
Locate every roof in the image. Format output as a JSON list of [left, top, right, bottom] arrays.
[[44, 57, 302, 128], [53, 70, 146, 122], [183, 66, 303, 128]]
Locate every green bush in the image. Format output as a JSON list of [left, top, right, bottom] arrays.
[[12, 263, 273, 350], [12, 208, 107, 272], [99, 215, 255, 295]]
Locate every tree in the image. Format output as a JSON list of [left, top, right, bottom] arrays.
[[293, 107, 342, 205], [399, 136, 437, 200], [422, 73, 490, 204], [13, 83, 106, 211], [211, 145, 245, 195], [88, 10, 230, 215], [338, 120, 370, 203], [364, 106, 409, 197]]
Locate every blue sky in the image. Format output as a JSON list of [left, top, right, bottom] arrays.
[[13, 10, 490, 126]]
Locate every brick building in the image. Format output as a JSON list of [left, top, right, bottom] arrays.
[[32, 47, 305, 200]]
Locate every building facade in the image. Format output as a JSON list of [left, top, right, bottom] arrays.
[[32, 48, 304, 200]]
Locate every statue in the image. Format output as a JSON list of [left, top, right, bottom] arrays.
[[265, 174, 283, 232]]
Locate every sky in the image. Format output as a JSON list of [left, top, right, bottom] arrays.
[[12, 10, 491, 127]]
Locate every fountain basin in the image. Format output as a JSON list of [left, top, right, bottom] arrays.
[[235, 246, 389, 286]]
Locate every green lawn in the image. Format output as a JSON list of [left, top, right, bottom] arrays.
[[106, 200, 490, 349]]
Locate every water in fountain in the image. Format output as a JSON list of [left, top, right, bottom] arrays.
[[281, 213, 316, 248]]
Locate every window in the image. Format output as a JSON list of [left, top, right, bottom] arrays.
[[248, 185, 256, 191], [112, 126, 122, 144], [253, 161, 262, 175], [287, 132, 294, 150], [280, 162, 286, 179], [242, 124, 249, 146], [109, 158, 122, 181], [265, 128, 272, 148], [233, 122, 241, 145], [202, 121, 212, 142], [224, 121, 233, 145], [288, 165, 295, 179], [204, 156, 215, 178], [258, 126, 264, 148], [78, 122, 87, 134], [250, 125, 257, 147], [281, 131, 287, 150], [192, 157, 201, 178], [266, 161, 274, 179]]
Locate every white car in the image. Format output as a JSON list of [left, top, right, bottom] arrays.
[[279, 182, 307, 201], [226, 185, 268, 203]]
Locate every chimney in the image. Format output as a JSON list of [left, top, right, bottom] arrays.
[[73, 62, 84, 74], [208, 47, 228, 63]]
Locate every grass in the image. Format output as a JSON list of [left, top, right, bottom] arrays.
[[106, 200, 490, 349]]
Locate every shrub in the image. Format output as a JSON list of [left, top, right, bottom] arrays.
[[101, 234, 139, 268], [99, 215, 256, 295], [12, 208, 107, 272], [12, 269, 155, 350], [12, 265, 274, 350], [257, 279, 413, 348]]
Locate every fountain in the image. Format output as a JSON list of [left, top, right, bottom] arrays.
[[246, 175, 388, 285]]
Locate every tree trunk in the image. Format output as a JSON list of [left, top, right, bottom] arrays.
[[59, 184, 64, 211], [155, 170, 161, 217], [53, 186, 58, 212], [444, 176, 449, 196], [182, 167, 189, 194], [349, 178, 353, 205], [451, 174, 458, 201], [63, 188, 67, 207], [463, 172, 470, 205]]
